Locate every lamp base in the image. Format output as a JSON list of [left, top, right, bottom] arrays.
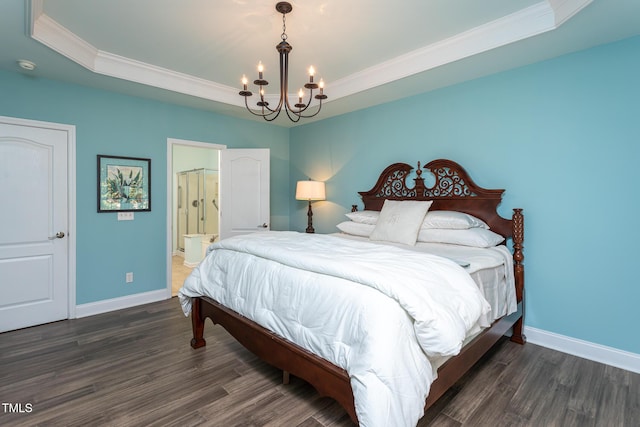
[[306, 201, 315, 234]]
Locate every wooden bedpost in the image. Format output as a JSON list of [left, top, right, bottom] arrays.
[[190, 297, 207, 349], [510, 208, 526, 345]]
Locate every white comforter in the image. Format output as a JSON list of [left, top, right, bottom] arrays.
[[179, 231, 491, 427]]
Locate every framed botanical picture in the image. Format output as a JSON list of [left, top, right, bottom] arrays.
[[97, 155, 151, 212]]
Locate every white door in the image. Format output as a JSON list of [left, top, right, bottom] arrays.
[[0, 117, 71, 332], [219, 149, 270, 239]]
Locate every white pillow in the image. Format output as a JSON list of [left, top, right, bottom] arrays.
[[421, 211, 489, 230], [347, 209, 488, 230], [417, 228, 504, 247], [336, 221, 375, 237], [370, 200, 433, 246], [345, 210, 379, 225]]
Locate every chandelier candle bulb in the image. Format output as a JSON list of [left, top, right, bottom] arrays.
[[295, 88, 306, 109], [239, 75, 252, 96]]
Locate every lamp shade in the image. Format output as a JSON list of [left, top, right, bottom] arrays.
[[295, 180, 326, 201]]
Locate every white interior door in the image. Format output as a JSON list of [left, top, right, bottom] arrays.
[[219, 149, 270, 239], [0, 117, 71, 332]]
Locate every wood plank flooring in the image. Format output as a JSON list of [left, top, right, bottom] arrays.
[[1, 298, 638, 426]]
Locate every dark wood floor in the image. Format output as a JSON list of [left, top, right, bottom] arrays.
[[1, 298, 638, 427]]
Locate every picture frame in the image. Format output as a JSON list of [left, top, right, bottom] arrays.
[[97, 155, 151, 212]]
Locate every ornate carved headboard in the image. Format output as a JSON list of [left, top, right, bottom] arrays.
[[358, 159, 517, 239]]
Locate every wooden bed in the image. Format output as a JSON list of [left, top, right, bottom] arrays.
[[189, 158, 525, 424]]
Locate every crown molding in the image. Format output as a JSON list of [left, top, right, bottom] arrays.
[[29, 0, 592, 107], [550, 0, 593, 26], [329, 0, 592, 99], [32, 11, 98, 70], [31, 9, 243, 107]]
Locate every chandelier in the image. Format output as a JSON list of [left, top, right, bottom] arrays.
[[239, 2, 327, 123]]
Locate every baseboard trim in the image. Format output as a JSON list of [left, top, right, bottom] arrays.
[[75, 289, 170, 318], [74, 295, 639, 374], [524, 326, 640, 374]]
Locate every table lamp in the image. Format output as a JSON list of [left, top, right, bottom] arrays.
[[295, 180, 326, 233]]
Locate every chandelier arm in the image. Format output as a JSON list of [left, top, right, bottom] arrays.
[[294, 99, 324, 119], [284, 105, 302, 122], [286, 88, 322, 118], [243, 96, 285, 121], [280, 45, 298, 114], [243, 97, 272, 117], [258, 93, 280, 114], [280, 42, 308, 121], [262, 109, 283, 122], [245, 87, 322, 121]]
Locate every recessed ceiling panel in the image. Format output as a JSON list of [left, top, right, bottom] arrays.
[[42, 0, 540, 89]]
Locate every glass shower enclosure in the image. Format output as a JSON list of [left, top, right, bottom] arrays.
[[176, 168, 219, 252]]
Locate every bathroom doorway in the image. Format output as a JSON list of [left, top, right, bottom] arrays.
[[167, 138, 225, 296]]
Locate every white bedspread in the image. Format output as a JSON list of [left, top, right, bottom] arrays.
[[334, 234, 517, 322], [179, 231, 491, 427]]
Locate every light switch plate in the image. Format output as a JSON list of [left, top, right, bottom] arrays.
[[117, 212, 134, 221]]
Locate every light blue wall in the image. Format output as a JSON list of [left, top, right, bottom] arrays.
[[2, 34, 639, 355], [290, 36, 640, 354], [0, 70, 289, 304]]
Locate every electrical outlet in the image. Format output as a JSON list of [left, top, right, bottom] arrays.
[[125, 272, 133, 283]]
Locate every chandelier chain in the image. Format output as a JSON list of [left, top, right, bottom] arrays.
[[281, 13, 287, 41]]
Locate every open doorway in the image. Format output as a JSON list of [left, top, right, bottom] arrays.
[[167, 138, 225, 297]]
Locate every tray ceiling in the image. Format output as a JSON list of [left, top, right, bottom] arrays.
[[2, 0, 639, 125]]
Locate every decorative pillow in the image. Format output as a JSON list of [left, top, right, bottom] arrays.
[[336, 221, 375, 237], [369, 200, 433, 246], [417, 228, 504, 247], [345, 210, 380, 225], [347, 209, 488, 230], [421, 211, 489, 230]]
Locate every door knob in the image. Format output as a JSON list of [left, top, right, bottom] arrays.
[[258, 223, 268, 228], [49, 231, 65, 240]]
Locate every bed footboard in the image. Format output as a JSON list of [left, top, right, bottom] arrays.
[[190, 295, 358, 423]]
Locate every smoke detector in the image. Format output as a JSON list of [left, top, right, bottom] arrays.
[[17, 60, 36, 71]]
